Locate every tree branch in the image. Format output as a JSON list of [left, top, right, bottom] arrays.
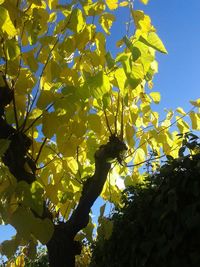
[[68, 135, 127, 234]]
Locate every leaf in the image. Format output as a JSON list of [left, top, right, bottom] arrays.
[[10, 207, 35, 240], [0, 7, 17, 37], [32, 218, 54, 244], [134, 148, 146, 165], [0, 139, 10, 157], [68, 9, 86, 33], [176, 107, 186, 115], [105, 0, 118, 10], [67, 157, 78, 174], [176, 116, 190, 133], [139, 32, 168, 54], [88, 114, 102, 134], [88, 71, 110, 99], [30, 181, 44, 216], [5, 39, 20, 61], [1, 237, 19, 259], [190, 98, 200, 107], [114, 68, 126, 93], [15, 255, 25, 267], [189, 111, 200, 130], [42, 112, 59, 139], [99, 13, 115, 35], [119, 1, 128, 7], [139, 0, 149, 4], [150, 92, 161, 104]]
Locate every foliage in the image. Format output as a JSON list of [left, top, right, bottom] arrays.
[[91, 134, 200, 267], [0, 0, 199, 263], [1, 244, 91, 267]]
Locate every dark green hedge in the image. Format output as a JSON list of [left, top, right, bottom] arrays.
[[91, 135, 200, 267]]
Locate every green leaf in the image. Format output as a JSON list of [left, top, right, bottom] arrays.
[[1, 237, 19, 258], [0, 139, 10, 157], [32, 218, 54, 244], [30, 181, 44, 216]]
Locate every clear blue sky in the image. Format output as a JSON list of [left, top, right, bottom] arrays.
[[1, 0, 200, 245]]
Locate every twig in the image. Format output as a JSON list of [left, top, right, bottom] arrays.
[[35, 137, 47, 164], [103, 109, 113, 135]]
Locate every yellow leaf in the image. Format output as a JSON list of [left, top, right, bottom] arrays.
[[0, 7, 17, 37], [67, 157, 78, 174], [0, 0, 5, 4], [176, 107, 186, 115], [190, 98, 200, 107], [88, 114, 102, 134], [119, 1, 129, 7], [132, 10, 152, 33], [134, 148, 145, 165], [105, 0, 118, 10], [16, 255, 25, 267], [99, 13, 115, 35], [149, 92, 161, 104], [140, 0, 149, 4], [147, 32, 168, 54], [68, 9, 86, 33], [42, 112, 59, 139], [114, 68, 126, 94], [87, 71, 110, 99], [190, 111, 200, 130], [125, 123, 135, 146], [176, 116, 190, 133], [5, 39, 20, 61]]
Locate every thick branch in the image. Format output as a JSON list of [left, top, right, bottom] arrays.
[[69, 135, 127, 234]]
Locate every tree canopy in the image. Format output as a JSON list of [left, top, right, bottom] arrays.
[[0, 0, 199, 266]]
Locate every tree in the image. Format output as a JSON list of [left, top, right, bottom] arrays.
[[91, 134, 200, 267], [0, 0, 199, 266]]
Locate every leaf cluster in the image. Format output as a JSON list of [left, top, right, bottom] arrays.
[[91, 136, 200, 267]]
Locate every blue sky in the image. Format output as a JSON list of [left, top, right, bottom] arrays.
[[1, 0, 200, 245]]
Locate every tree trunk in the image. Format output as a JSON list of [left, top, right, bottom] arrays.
[[47, 223, 80, 267], [0, 80, 127, 267]]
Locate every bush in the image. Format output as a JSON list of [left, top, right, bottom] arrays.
[[91, 135, 200, 267]]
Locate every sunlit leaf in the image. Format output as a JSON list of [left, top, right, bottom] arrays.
[[190, 111, 200, 130], [0, 7, 17, 37], [106, 0, 118, 10], [150, 92, 161, 104], [139, 32, 168, 54], [99, 13, 115, 35], [134, 148, 146, 165], [190, 98, 200, 107], [139, 0, 149, 4], [67, 9, 86, 33]]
